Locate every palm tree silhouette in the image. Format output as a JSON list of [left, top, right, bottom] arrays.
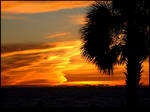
[[80, 0, 149, 108]]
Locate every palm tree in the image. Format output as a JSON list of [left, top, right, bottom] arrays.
[[80, 0, 149, 108], [112, 1, 150, 106]]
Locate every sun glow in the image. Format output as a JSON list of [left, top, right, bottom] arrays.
[[62, 81, 125, 86]]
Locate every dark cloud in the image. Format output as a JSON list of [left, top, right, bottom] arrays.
[[1, 42, 60, 72], [1, 53, 42, 71], [1, 43, 55, 53], [15, 79, 51, 85], [65, 73, 125, 82]]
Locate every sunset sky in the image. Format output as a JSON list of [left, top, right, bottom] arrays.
[[1, 1, 149, 87]]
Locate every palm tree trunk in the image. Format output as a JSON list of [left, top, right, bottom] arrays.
[[125, 58, 142, 108], [125, 17, 142, 108]]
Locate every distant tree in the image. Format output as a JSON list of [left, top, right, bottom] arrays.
[[80, 0, 149, 108]]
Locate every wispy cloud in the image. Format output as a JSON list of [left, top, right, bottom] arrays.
[[46, 32, 70, 39]]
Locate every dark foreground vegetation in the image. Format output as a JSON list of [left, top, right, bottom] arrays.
[[0, 86, 150, 111]]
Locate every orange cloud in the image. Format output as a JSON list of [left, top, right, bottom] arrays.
[[46, 32, 70, 39], [1, 41, 81, 86], [1, 1, 94, 14]]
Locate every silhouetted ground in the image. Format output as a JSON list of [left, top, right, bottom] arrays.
[[0, 86, 150, 111]]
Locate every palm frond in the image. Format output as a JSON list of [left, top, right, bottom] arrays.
[[80, 2, 124, 74]]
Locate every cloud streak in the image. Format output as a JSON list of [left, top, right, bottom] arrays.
[[1, 42, 76, 57], [46, 32, 70, 39]]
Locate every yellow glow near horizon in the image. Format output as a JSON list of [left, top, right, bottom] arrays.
[[62, 81, 126, 86]]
